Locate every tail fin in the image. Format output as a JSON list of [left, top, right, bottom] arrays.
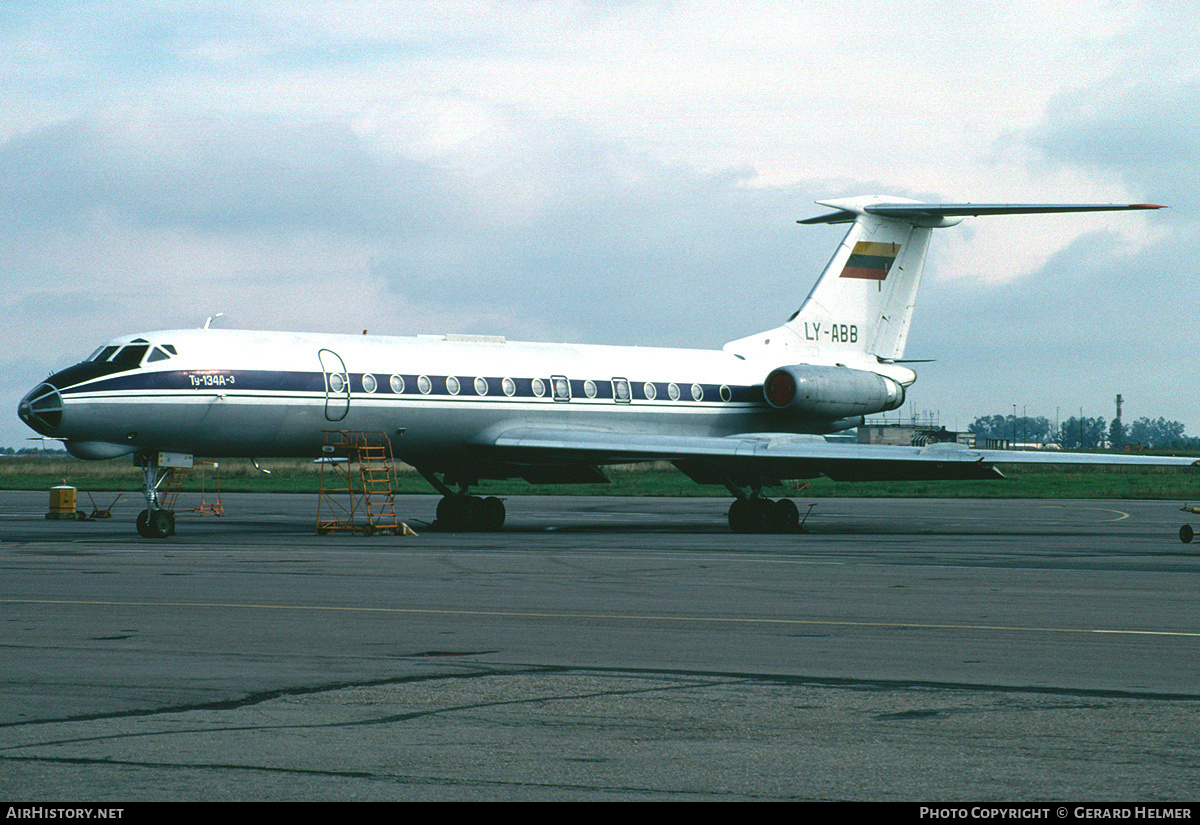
[[724, 196, 1163, 363]]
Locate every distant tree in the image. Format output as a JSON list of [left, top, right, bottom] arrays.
[[968, 414, 1053, 444], [1127, 417, 1187, 449], [1059, 416, 1108, 449], [1109, 417, 1126, 451], [968, 415, 1009, 441], [968, 411, 1195, 451]]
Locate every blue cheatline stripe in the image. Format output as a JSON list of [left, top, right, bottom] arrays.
[[57, 368, 764, 404]]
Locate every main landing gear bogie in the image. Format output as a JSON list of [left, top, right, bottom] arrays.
[[728, 497, 802, 534], [435, 494, 506, 532]]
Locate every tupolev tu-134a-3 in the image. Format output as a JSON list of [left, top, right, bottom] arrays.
[[18, 196, 1197, 537]]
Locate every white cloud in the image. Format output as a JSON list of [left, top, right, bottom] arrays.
[[2, 0, 1198, 447]]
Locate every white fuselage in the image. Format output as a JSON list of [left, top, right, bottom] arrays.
[[25, 328, 885, 472]]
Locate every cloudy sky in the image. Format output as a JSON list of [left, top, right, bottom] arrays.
[[2, 1, 1196, 449]]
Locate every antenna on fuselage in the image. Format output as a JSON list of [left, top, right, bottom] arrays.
[[203, 313, 224, 330]]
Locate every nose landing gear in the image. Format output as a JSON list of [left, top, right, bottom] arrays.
[[134, 452, 188, 538], [136, 507, 175, 538]]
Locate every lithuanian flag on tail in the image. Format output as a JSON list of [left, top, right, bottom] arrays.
[[840, 241, 900, 280]]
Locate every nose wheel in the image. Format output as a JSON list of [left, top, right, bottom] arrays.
[[136, 508, 176, 538]]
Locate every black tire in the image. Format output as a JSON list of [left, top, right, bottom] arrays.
[[746, 499, 773, 533], [437, 496, 479, 531], [136, 509, 152, 538], [729, 499, 773, 533], [1181, 524, 1194, 544], [148, 510, 173, 539], [460, 496, 483, 531], [771, 499, 800, 533], [436, 496, 461, 529], [728, 499, 752, 533], [480, 497, 506, 531]]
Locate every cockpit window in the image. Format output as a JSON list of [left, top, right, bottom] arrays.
[[84, 340, 175, 368], [112, 345, 149, 366]]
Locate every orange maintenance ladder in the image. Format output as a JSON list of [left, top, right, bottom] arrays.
[[316, 431, 414, 536], [159, 459, 223, 516]]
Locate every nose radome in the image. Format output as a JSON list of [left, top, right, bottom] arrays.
[[18, 383, 64, 432]]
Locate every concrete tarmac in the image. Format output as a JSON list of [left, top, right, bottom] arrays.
[[2, 490, 1200, 801]]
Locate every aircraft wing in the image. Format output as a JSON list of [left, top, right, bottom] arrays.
[[478, 427, 1199, 487]]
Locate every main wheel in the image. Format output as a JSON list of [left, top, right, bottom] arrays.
[[436, 495, 477, 531], [728, 499, 752, 533], [771, 499, 800, 533], [729, 499, 779, 534], [479, 497, 506, 531], [437, 495, 506, 532]]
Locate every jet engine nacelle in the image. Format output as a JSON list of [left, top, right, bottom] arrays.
[[763, 364, 905, 418]]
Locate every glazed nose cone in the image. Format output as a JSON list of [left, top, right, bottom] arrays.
[[18, 382, 64, 434]]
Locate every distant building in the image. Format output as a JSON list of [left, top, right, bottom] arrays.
[[857, 420, 976, 447]]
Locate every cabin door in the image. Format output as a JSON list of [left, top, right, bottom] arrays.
[[318, 348, 350, 422]]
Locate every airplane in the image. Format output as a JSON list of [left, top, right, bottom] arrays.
[[17, 195, 1198, 538]]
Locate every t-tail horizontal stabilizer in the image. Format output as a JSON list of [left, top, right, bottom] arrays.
[[726, 196, 1165, 364], [799, 200, 1165, 226]]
